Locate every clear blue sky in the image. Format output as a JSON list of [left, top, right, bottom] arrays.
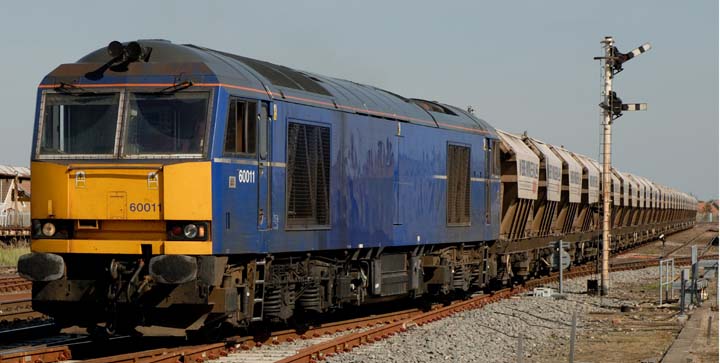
[[0, 1, 717, 199]]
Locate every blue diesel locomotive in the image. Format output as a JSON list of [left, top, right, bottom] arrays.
[[18, 40, 696, 334]]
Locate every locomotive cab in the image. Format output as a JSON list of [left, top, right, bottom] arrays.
[[20, 44, 234, 332], [28, 87, 216, 253]]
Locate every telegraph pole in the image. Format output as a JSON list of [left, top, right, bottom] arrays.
[[595, 37, 651, 295]]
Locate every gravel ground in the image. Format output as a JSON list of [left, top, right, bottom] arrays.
[[326, 267, 669, 363]]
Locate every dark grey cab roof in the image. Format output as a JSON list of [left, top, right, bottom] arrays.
[[73, 40, 495, 136]]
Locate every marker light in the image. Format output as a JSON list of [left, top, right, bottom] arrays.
[[42, 222, 56, 237], [183, 224, 198, 239], [171, 225, 183, 237]]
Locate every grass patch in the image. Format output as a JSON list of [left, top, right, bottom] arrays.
[[0, 246, 30, 267], [640, 281, 661, 292]]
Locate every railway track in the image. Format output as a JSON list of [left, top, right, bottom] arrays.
[[0, 275, 40, 324], [0, 295, 36, 321], [3, 227, 712, 363], [0, 291, 49, 346], [616, 225, 703, 255], [0, 275, 31, 294], [0, 272, 51, 348], [700, 234, 718, 257], [613, 225, 717, 261], [664, 229, 717, 258], [0, 346, 71, 363], [0, 310, 419, 363]]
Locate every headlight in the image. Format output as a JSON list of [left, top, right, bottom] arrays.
[[183, 224, 198, 239], [167, 221, 208, 240], [42, 222, 56, 237]]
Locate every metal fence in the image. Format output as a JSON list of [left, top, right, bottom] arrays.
[[0, 208, 31, 228], [659, 258, 675, 305]]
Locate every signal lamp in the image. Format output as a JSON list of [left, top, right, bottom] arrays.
[[42, 222, 56, 237], [183, 224, 198, 239]]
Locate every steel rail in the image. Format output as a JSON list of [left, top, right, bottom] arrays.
[[228, 308, 423, 351], [0, 346, 71, 363], [700, 234, 717, 257]]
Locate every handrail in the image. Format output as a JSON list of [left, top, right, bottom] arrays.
[[66, 164, 162, 172]]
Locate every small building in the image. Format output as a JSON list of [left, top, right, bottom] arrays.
[[0, 165, 31, 243], [696, 200, 718, 223]]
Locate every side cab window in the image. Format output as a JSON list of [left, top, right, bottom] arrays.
[[224, 98, 257, 156]]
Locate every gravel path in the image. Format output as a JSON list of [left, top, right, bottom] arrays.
[[326, 267, 666, 363]]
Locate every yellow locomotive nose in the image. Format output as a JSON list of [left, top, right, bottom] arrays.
[[29, 161, 213, 255]]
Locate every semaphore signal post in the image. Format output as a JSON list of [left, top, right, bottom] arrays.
[[594, 36, 651, 295]]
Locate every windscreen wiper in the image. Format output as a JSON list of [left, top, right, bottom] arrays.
[[54, 82, 97, 96], [154, 81, 194, 94]]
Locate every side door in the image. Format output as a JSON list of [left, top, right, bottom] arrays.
[[393, 128, 403, 226], [484, 138, 493, 225], [257, 102, 272, 231], [222, 98, 262, 252]]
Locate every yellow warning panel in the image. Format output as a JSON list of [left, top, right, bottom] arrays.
[[163, 161, 212, 221], [31, 161, 70, 219]]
